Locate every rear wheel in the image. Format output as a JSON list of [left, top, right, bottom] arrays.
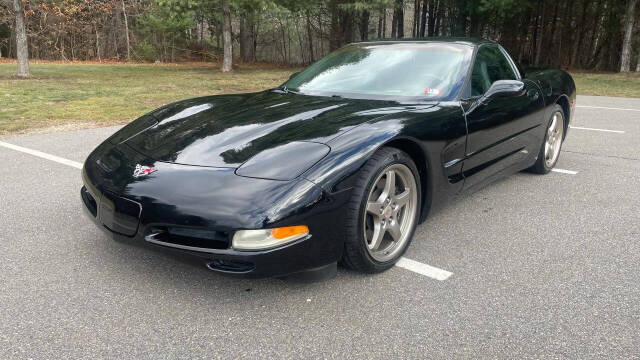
[[341, 147, 421, 273], [529, 104, 565, 174]]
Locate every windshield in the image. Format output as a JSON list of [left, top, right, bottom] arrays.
[[283, 43, 473, 100]]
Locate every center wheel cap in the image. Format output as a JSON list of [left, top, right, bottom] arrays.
[[384, 206, 393, 218]]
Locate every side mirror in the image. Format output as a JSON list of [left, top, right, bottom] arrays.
[[483, 80, 525, 99]]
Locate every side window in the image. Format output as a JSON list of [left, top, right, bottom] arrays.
[[470, 46, 518, 96]]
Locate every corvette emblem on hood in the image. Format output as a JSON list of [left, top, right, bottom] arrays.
[[133, 164, 157, 178]]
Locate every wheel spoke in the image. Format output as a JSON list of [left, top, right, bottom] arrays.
[[366, 201, 383, 216], [378, 170, 396, 202], [368, 219, 384, 250], [544, 141, 551, 158], [394, 189, 410, 208], [387, 221, 401, 242]]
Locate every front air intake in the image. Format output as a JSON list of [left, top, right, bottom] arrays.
[[145, 227, 229, 252]]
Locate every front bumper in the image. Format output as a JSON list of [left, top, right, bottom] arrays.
[[80, 146, 351, 278], [82, 204, 332, 278]]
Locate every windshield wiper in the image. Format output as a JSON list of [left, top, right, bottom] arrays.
[[279, 86, 302, 95]]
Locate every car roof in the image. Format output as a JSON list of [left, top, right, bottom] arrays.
[[351, 37, 494, 47]]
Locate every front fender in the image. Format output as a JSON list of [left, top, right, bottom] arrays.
[[304, 119, 405, 193], [303, 103, 467, 218]]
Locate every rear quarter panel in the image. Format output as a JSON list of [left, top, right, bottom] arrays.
[[525, 69, 577, 125]]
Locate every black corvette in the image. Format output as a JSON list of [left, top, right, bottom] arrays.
[[82, 38, 575, 279]]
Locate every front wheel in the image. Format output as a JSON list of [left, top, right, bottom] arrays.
[[341, 147, 421, 273], [529, 104, 565, 174]]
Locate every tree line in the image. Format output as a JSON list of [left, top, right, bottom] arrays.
[[2, 0, 639, 77]]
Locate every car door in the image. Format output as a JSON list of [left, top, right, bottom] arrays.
[[462, 45, 544, 190]]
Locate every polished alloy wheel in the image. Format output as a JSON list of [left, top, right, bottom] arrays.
[[363, 163, 418, 262], [544, 111, 564, 168]]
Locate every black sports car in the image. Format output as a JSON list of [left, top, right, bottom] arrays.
[[82, 38, 575, 280]]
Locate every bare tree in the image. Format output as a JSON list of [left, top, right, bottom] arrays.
[[306, 10, 315, 63], [13, 0, 30, 77], [221, 0, 232, 72], [534, 0, 546, 65], [620, 0, 638, 72], [240, 16, 255, 63], [121, 0, 130, 61]]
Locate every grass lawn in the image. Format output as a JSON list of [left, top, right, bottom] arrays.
[[0, 62, 299, 135], [1, 61, 638, 135], [570, 71, 640, 98]]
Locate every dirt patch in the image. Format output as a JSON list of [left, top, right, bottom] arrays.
[[0, 121, 126, 138]]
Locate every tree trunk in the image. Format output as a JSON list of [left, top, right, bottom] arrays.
[[329, 0, 354, 50], [558, 0, 575, 67], [382, 9, 387, 38], [419, 0, 428, 37], [360, 10, 370, 41], [545, 1, 559, 65], [121, 0, 130, 61], [469, 6, 481, 37], [221, 0, 232, 72], [306, 10, 315, 63], [13, 0, 30, 77], [587, 0, 604, 68], [94, 23, 101, 62], [253, 21, 259, 61], [413, 0, 420, 37], [534, 0, 546, 65], [239, 15, 254, 63], [319, 11, 325, 54], [427, 0, 436, 37], [200, 17, 205, 48], [391, 7, 398, 38], [454, 0, 468, 36], [295, 20, 305, 64], [239, 18, 247, 61], [435, 0, 443, 36], [570, 0, 589, 68], [620, 0, 638, 72], [378, 9, 384, 38], [394, 0, 404, 38], [279, 19, 288, 63]]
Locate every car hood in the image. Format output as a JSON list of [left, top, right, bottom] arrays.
[[122, 90, 435, 168]]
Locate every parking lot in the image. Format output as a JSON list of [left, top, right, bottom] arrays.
[[1, 95, 638, 358]]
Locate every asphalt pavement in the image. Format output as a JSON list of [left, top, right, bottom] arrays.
[[1, 95, 638, 359]]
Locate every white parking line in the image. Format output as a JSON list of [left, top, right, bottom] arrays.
[[576, 105, 640, 112], [0, 140, 83, 169], [396, 257, 453, 281], [552, 168, 578, 175], [569, 126, 625, 134], [1, 139, 453, 281]]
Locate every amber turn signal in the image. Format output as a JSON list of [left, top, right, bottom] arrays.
[[271, 225, 309, 240]]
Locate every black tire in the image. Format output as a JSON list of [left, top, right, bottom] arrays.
[[528, 104, 565, 174], [341, 147, 422, 273]]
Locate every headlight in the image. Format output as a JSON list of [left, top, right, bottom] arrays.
[[232, 225, 309, 250]]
